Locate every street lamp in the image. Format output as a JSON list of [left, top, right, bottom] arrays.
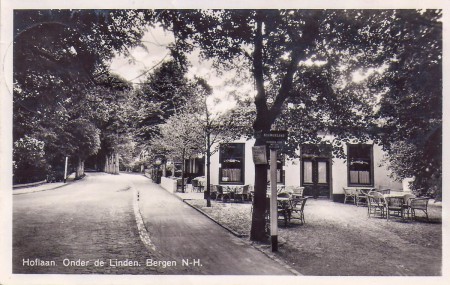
[[154, 156, 162, 184]]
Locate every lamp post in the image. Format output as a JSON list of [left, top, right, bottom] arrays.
[[154, 157, 162, 184]]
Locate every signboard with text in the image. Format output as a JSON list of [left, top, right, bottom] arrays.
[[252, 145, 268, 164], [255, 130, 288, 148]]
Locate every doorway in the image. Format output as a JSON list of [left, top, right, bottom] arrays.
[[302, 159, 330, 198], [300, 144, 332, 199]]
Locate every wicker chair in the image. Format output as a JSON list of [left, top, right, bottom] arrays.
[[290, 197, 308, 225], [355, 188, 374, 207], [234, 185, 250, 202], [288, 186, 305, 200], [409, 198, 430, 221], [221, 186, 234, 202], [367, 191, 386, 218], [210, 184, 218, 200], [215, 185, 224, 200], [402, 193, 417, 219], [343, 187, 357, 204], [191, 179, 199, 192], [385, 196, 406, 220], [176, 178, 188, 192]]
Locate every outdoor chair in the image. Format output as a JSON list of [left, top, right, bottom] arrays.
[[402, 193, 417, 219], [197, 180, 205, 192], [210, 184, 218, 200], [409, 198, 430, 221], [290, 197, 308, 225], [367, 191, 386, 218], [355, 188, 373, 207], [290, 186, 305, 200], [385, 196, 407, 221], [176, 178, 188, 192], [234, 185, 250, 202], [343, 187, 357, 204], [376, 186, 391, 195], [214, 185, 224, 200], [191, 179, 199, 192], [277, 197, 292, 226], [221, 186, 234, 202]]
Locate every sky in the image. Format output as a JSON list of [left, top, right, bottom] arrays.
[[109, 26, 254, 114]]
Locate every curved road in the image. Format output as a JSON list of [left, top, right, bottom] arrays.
[[13, 172, 293, 275]]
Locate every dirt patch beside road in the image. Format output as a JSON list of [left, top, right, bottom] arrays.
[[186, 198, 442, 276]]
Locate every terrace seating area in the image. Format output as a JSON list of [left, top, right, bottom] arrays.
[[344, 186, 431, 222]]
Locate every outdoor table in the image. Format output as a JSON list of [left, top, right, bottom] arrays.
[[382, 192, 416, 220], [276, 197, 292, 226], [383, 192, 415, 199], [266, 193, 293, 226], [197, 178, 206, 192], [221, 185, 237, 201], [354, 187, 375, 206]]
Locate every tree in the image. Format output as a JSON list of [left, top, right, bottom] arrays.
[[132, 60, 194, 143], [368, 10, 442, 198], [13, 10, 150, 181], [153, 9, 404, 241], [151, 110, 204, 192], [187, 78, 254, 206], [13, 136, 47, 184]]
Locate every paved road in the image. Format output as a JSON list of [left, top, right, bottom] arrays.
[[13, 172, 293, 275]]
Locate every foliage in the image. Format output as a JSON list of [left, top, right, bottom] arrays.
[[13, 136, 47, 184], [368, 10, 442, 196], [151, 9, 442, 240], [132, 60, 194, 142], [13, 10, 150, 182]]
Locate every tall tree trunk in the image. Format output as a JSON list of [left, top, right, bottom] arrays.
[[75, 157, 84, 179], [162, 161, 167, 177], [250, 14, 271, 242], [206, 132, 211, 207], [250, 137, 270, 241], [114, 152, 119, 174], [181, 148, 186, 193], [104, 155, 109, 173]]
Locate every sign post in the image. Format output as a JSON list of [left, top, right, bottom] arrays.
[[63, 156, 68, 183], [270, 146, 278, 252], [256, 130, 287, 252]]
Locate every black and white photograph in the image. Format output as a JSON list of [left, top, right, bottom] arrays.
[[0, 0, 447, 284]]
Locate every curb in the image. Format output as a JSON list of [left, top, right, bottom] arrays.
[[182, 198, 247, 238], [13, 180, 47, 189], [179, 198, 301, 276], [249, 242, 302, 276], [12, 175, 86, 195], [140, 179, 302, 276], [12, 182, 70, 195]]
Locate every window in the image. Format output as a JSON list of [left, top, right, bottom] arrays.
[[267, 154, 285, 184], [219, 143, 245, 184], [303, 161, 313, 183], [347, 144, 373, 186]]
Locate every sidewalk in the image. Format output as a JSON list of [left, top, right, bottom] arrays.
[[134, 177, 296, 275], [174, 188, 204, 201], [13, 173, 77, 195]]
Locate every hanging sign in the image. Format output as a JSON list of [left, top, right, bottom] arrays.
[[252, 145, 268, 164], [255, 130, 288, 148]]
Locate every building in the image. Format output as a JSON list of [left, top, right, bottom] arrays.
[[208, 135, 404, 202]]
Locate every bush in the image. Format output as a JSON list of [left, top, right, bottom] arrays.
[[13, 136, 48, 184]]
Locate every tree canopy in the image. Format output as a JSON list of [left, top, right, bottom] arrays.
[[151, 9, 442, 240], [13, 10, 150, 181]]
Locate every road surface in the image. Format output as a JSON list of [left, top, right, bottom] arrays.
[[13, 172, 293, 275]]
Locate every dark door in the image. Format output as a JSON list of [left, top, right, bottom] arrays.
[[302, 158, 330, 198]]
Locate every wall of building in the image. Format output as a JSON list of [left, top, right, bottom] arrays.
[[331, 142, 403, 195], [209, 137, 256, 186], [284, 157, 301, 186], [208, 137, 403, 198]]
